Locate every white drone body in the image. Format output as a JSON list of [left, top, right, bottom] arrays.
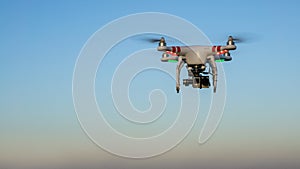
[[157, 36, 237, 93]]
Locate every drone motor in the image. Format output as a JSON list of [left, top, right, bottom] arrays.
[[159, 37, 166, 47]]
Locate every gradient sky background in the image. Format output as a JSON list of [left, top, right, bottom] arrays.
[[1, 0, 300, 169]]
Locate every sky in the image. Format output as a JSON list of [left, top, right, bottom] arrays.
[[0, 0, 300, 169]]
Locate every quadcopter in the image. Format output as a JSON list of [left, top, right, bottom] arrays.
[[146, 36, 239, 93]]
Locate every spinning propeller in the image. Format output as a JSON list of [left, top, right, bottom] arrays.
[[145, 38, 163, 43], [225, 32, 260, 44]]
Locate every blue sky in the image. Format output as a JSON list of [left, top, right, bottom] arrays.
[[0, 0, 300, 169]]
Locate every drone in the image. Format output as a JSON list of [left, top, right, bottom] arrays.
[[145, 36, 239, 93]]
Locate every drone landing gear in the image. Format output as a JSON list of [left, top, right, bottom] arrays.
[[176, 86, 180, 93]]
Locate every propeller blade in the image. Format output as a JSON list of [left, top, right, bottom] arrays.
[[135, 35, 184, 45], [137, 36, 164, 43], [228, 32, 261, 44], [229, 36, 246, 43], [146, 38, 162, 43]]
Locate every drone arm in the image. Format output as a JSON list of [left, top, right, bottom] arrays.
[[157, 46, 171, 51], [160, 56, 178, 62], [207, 55, 217, 93], [176, 56, 184, 93], [221, 44, 236, 51]]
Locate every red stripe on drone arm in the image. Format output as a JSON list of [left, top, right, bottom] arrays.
[[171, 46, 176, 53], [176, 46, 181, 53], [212, 46, 216, 52], [217, 46, 221, 52]]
